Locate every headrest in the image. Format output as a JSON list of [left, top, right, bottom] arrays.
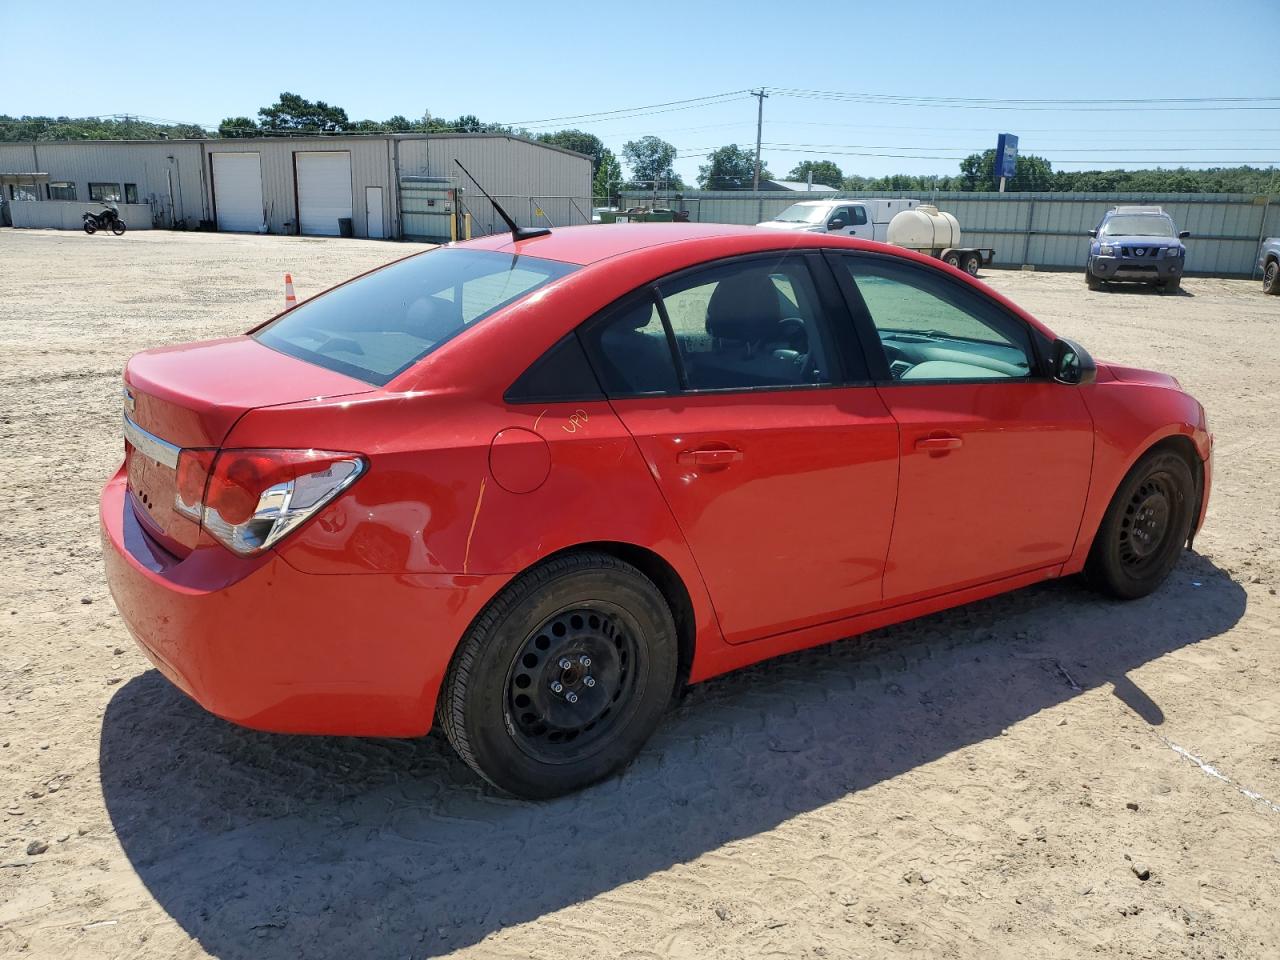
[[705, 271, 783, 342]]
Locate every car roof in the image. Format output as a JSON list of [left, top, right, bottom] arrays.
[[464, 222, 934, 266]]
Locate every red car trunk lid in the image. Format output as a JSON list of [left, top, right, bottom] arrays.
[[122, 336, 373, 553]]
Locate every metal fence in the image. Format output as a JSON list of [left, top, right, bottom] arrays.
[[621, 190, 1280, 278], [456, 193, 594, 238]]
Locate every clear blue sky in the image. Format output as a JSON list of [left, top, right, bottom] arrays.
[[4, 0, 1276, 183]]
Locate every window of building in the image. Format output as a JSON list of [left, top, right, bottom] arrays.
[[47, 182, 77, 201], [9, 183, 39, 201], [89, 182, 122, 203], [124, 183, 138, 204]]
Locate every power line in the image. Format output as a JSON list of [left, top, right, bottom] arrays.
[[770, 87, 1280, 106], [501, 91, 751, 128]]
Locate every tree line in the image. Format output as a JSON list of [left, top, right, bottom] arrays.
[[5, 94, 1277, 198]]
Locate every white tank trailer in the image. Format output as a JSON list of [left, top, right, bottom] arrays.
[[886, 204, 994, 276]]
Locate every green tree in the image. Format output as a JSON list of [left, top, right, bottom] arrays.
[[958, 149, 1054, 191], [218, 116, 258, 138], [698, 144, 770, 189], [257, 92, 350, 133], [622, 136, 683, 190], [537, 129, 607, 173], [593, 148, 623, 203], [788, 160, 844, 188]]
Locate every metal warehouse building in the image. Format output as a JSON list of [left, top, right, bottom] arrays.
[[0, 134, 592, 241]]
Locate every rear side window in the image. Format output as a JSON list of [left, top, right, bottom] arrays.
[[256, 248, 578, 385]]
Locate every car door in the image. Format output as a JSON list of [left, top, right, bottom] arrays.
[[826, 205, 871, 240], [828, 251, 1094, 604], [579, 252, 900, 645]]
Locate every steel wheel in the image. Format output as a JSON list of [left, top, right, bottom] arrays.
[[1117, 473, 1176, 574], [439, 551, 678, 799], [944, 252, 962, 268], [1086, 449, 1196, 600], [963, 253, 981, 276], [505, 602, 643, 764]]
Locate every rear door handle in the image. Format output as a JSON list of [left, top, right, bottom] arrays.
[[677, 448, 744, 466], [915, 436, 963, 451]]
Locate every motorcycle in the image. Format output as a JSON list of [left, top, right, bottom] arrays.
[[83, 203, 127, 236]]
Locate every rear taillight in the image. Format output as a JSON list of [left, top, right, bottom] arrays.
[[172, 448, 365, 556]]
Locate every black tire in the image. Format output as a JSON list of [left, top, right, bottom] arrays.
[[944, 252, 963, 269], [1162, 276, 1181, 294], [962, 252, 981, 276], [1264, 260, 1280, 295], [1085, 268, 1102, 291], [111, 219, 127, 236], [439, 551, 678, 799], [1085, 449, 1196, 600], [83, 220, 97, 235]]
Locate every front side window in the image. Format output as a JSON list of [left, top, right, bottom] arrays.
[[840, 257, 1034, 382], [256, 248, 578, 386], [828, 207, 852, 227], [89, 182, 121, 202], [48, 182, 76, 200]]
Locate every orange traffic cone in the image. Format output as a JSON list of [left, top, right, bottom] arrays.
[[284, 273, 297, 309]]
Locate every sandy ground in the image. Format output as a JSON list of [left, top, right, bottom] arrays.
[[1, 227, 1278, 960]]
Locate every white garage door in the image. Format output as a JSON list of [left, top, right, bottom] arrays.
[[296, 152, 353, 236], [211, 153, 264, 232]]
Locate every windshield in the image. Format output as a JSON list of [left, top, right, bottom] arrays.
[[256, 248, 578, 385], [1100, 215, 1176, 238], [773, 203, 829, 224]]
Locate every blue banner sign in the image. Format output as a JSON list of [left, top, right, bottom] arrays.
[[995, 133, 1019, 182]]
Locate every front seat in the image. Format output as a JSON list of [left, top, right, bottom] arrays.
[[699, 271, 800, 387]]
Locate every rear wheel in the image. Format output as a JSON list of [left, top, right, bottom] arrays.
[[1086, 449, 1196, 600], [439, 551, 678, 799], [111, 219, 127, 236], [1264, 260, 1280, 295], [962, 252, 981, 276]]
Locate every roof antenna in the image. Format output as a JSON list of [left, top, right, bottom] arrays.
[[453, 160, 550, 243]]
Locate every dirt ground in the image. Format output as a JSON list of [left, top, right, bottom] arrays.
[[1, 227, 1278, 960]]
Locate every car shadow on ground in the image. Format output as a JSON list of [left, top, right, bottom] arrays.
[[1097, 282, 1195, 297], [100, 553, 1245, 959]]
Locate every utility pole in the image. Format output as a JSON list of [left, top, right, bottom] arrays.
[[751, 88, 768, 192]]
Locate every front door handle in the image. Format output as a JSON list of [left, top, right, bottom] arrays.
[[915, 436, 963, 451], [677, 448, 744, 466]]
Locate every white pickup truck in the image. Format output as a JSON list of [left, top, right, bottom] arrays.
[[757, 198, 920, 242], [757, 198, 995, 276]]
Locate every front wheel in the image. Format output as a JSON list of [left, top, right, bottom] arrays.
[[1085, 449, 1196, 600], [1085, 267, 1102, 290], [1162, 276, 1181, 294], [1264, 260, 1280, 295], [439, 551, 678, 799], [944, 252, 962, 269], [111, 220, 127, 236], [83, 220, 97, 235]]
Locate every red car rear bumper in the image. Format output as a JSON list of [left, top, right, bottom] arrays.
[[99, 469, 503, 737]]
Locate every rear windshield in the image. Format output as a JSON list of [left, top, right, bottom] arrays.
[[255, 248, 578, 385]]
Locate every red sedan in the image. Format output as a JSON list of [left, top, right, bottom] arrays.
[[101, 224, 1212, 799]]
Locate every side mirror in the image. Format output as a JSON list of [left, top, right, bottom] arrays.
[[1088, 229, 1097, 238], [827, 219, 845, 230], [1179, 230, 1190, 239], [1052, 337, 1097, 386]]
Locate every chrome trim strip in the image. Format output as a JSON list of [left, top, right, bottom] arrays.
[[123, 414, 181, 469]]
